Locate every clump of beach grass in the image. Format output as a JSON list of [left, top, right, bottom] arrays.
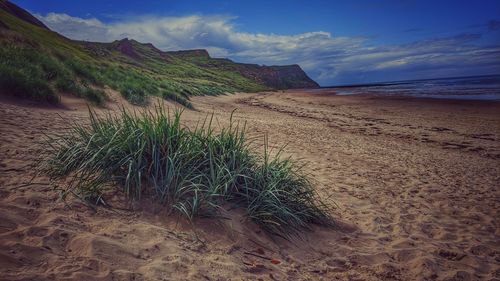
[[39, 105, 333, 238]]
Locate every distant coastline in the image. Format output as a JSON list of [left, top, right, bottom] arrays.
[[322, 74, 500, 89], [319, 74, 500, 101]]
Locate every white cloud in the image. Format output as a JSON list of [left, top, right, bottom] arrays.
[[35, 13, 500, 85], [38, 13, 109, 41]]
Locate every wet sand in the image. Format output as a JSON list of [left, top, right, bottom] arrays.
[[1, 90, 499, 280]]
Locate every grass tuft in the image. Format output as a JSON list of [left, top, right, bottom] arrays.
[[0, 64, 59, 103], [162, 91, 193, 109], [39, 106, 333, 237]]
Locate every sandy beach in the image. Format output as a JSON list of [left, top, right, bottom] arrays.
[[1, 90, 499, 280]]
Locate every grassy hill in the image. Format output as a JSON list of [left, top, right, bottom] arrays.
[[0, 0, 318, 107]]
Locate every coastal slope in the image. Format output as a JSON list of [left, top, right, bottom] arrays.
[[0, 0, 318, 106]]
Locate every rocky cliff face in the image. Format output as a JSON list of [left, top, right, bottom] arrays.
[[164, 50, 319, 89], [167, 49, 210, 58], [114, 38, 141, 59], [237, 64, 319, 89]]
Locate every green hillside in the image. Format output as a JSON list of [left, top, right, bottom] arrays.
[[0, 0, 318, 107]]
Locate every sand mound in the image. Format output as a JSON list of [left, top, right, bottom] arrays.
[[1, 90, 499, 280]]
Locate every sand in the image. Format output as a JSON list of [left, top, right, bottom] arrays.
[[0, 89, 499, 280]]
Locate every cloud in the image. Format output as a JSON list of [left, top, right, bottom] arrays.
[[39, 13, 108, 41], [488, 19, 500, 31], [35, 12, 500, 85], [468, 19, 500, 32]]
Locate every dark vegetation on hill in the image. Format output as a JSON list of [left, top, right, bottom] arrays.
[[0, 0, 318, 107], [0, 0, 47, 29]]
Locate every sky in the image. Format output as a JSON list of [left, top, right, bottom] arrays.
[[13, 0, 500, 86]]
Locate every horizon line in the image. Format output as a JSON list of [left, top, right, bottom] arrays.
[[323, 73, 500, 88]]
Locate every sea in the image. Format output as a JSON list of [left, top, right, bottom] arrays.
[[324, 75, 500, 101]]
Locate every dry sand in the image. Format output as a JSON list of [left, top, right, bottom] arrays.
[[0, 89, 499, 280]]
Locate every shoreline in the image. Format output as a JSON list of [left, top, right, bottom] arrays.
[[1, 90, 499, 280], [292, 87, 500, 103]]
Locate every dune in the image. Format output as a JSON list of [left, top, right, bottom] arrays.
[[1, 90, 499, 280]]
